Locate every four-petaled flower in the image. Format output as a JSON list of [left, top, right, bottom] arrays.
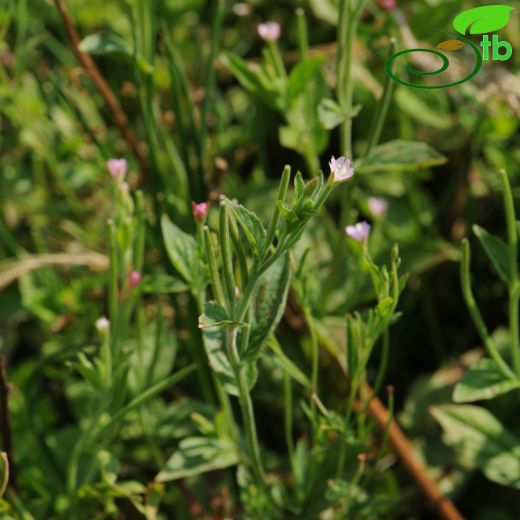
[[192, 201, 210, 223], [346, 221, 371, 242], [368, 196, 389, 217], [329, 156, 355, 183], [128, 271, 142, 289], [107, 158, 127, 180], [257, 21, 281, 42]]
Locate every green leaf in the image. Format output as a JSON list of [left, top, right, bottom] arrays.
[[357, 140, 446, 173], [267, 338, 310, 388], [229, 200, 266, 257], [245, 254, 291, 362], [198, 302, 248, 329], [79, 32, 132, 57], [453, 359, 520, 403], [395, 88, 451, 130], [202, 327, 257, 396], [431, 404, 520, 489], [473, 225, 510, 283], [219, 52, 277, 109], [0, 452, 8, 498], [287, 57, 324, 102], [157, 437, 239, 481], [294, 171, 306, 198], [140, 274, 189, 294], [161, 215, 198, 284], [318, 98, 345, 130], [453, 5, 514, 35], [375, 296, 394, 318]]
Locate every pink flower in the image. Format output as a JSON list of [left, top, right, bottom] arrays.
[[191, 201, 210, 223], [378, 0, 396, 11], [346, 221, 371, 242], [257, 21, 281, 42], [107, 158, 127, 180], [329, 156, 355, 183], [368, 197, 389, 217], [128, 271, 142, 288]]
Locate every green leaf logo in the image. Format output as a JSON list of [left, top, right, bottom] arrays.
[[453, 5, 514, 35]]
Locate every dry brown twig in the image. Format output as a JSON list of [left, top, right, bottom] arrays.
[[0, 252, 109, 291], [54, 0, 147, 178]]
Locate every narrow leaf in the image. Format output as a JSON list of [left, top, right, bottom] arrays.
[[356, 140, 446, 173], [198, 302, 248, 329], [318, 98, 346, 130], [453, 359, 520, 403], [245, 254, 291, 362], [79, 33, 132, 57], [287, 57, 324, 101], [161, 215, 198, 284], [229, 200, 266, 257], [157, 437, 239, 481], [473, 225, 510, 283], [431, 404, 520, 488], [141, 274, 189, 294]]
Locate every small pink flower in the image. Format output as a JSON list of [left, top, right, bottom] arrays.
[[368, 197, 389, 217], [128, 271, 142, 289], [107, 158, 127, 180], [329, 156, 355, 183], [346, 221, 371, 242], [378, 0, 396, 11], [257, 21, 281, 42], [191, 201, 210, 223]]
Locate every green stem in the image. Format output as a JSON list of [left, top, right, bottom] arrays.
[[262, 165, 291, 258], [460, 239, 514, 378], [337, 0, 367, 157], [204, 227, 227, 305], [225, 328, 268, 488], [303, 306, 319, 402], [296, 8, 309, 59], [364, 38, 396, 156], [108, 220, 119, 342], [500, 170, 520, 375]]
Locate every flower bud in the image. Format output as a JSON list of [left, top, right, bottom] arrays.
[[128, 271, 142, 289], [191, 201, 210, 223]]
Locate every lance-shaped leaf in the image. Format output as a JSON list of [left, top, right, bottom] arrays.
[[198, 302, 248, 329], [79, 33, 132, 57], [244, 254, 291, 362], [229, 200, 266, 257], [161, 215, 198, 284], [453, 5, 514, 35], [356, 140, 446, 173], [431, 404, 520, 488], [202, 327, 258, 396], [453, 358, 520, 403], [157, 437, 239, 481], [473, 225, 510, 283], [287, 57, 324, 102]]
